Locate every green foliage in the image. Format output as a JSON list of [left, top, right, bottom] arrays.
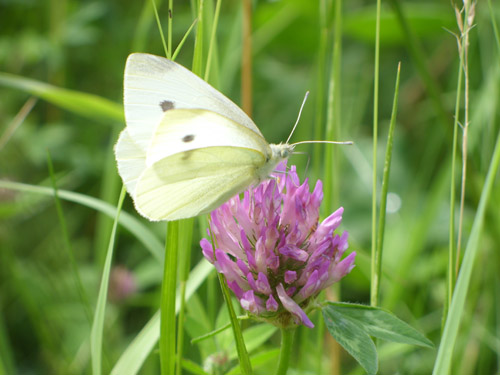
[[325, 302, 433, 345], [323, 302, 435, 374], [0, 72, 123, 123], [0, 0, 499, 374], [323, 304, 378, 374]]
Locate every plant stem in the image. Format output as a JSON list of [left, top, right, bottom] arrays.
[[160, 221, 179, 375], [242, 0, 252, 116], [275, 327, 296, 375], [175, 219, 193, 375], [324, 0, 342, 213], [209, 225, 253, 375], [374, 63, 401, 307], [445, 15, 464, 328], [456, 1, 474, 276], [370, 0, 381, 308], [432, 130, 500, 375]]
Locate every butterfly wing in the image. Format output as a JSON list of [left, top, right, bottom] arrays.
[[134, 146, 266, 221], [114, 129, 146, 197], [124, 53, 262, 151], [145, 108, 271, 166], [122, 109, 273, 221]]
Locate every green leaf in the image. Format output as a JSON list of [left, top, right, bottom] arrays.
[[0, 72, 123, 122], [322, 306, 378, 375], [326, 302, 433, 348]]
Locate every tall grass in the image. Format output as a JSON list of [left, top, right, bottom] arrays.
[[0, 0, 499, 374]]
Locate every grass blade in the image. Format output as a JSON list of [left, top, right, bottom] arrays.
[[176, 218, 194, 375], [0, 181, 164, 261], [370, 0, 382, 308], [46, 151, 92, 322], [372, 62, 401, 306], [160, 221, 179, 375], [445, 26, 464, 327], [432, 130, 500, 374], [217, 272, 253, 375], [90, 187, 126, 375], [0, 73, 123, 122], [110, 260, 214, 375]]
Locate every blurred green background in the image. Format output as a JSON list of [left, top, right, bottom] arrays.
[[0, 0, 499, 374]]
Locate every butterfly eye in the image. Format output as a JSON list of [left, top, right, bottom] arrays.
[[182, 134, 195, 143], [280, 149, 289, 158], [160, 100, 175, 112]]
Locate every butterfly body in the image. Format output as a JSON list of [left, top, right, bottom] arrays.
[[115, 53, 293, 221]]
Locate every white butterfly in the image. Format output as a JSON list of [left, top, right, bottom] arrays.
[[115, 53, 293, 221]]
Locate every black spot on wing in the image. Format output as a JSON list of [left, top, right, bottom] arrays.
[[160, 100, 174, 112], [182, 134, 195, 143]]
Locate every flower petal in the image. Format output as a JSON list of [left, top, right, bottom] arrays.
[[284, 271, 297, 284], [297, 269, 320, 301], [325, 252, 356, 288], [240, 290, 265, 315], [214, 250, 247, 290], [279, 244, 309, 262], [266, 294, 279, 311], [314, 207, 343, 240], [200, 238, 214, 263], [276, 284, 314, 328], [256, 272, 272, 295]]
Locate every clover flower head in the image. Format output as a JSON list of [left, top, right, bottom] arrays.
[[200, 163, 356, 328]]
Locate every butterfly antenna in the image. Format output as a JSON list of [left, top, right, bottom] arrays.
[[286, 91, 310, 144], [291, 140, 354, 146], [286, 91, 354, 147]]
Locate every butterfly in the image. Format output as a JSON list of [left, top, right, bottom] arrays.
[[115, 53, 294, 221]]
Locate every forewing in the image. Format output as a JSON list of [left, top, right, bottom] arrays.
[[124, 53, 261, 151], [134, 147, 266, 221], [146, 109, 271, 166]]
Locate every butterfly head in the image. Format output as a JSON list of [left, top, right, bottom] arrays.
[[270, 143, 295, 160], [254, 143, 294, 183]]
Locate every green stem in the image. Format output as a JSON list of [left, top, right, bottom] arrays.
[[218, 271, 252, 374], [312, 0, 328, 179], [176, 219, 193, 375], [275, 327, 296, 375], [373, 63, 401, 306], [324, 0, 342, 213], [168, 0, 173, 58], [370, 0, 381, 308], [151, 0, 168, 58], [444, 30, 464, 330], [432, 129, 500, 374], [160, 221, 179, 375], [209, 224, 252, 375]]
